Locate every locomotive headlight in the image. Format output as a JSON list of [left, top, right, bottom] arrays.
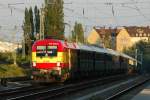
[[33, 62, 36, 67], [57, 62, 61, 67], [55, 66, 61, 75]]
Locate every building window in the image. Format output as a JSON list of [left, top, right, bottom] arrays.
[[144, 33, 146, 37], [140, 33, 142, 37], [136, 33, 138, 37]]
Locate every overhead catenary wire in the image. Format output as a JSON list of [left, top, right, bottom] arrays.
[[72, 1, 150, 6], [69, 0, 150, 25], [130, 0, 150, 22], [0, 0, 150, 36]]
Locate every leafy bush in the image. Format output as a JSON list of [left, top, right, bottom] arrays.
[[0, 64, 26, 78], [0, 52, 13, 64], [0, 52, 31, 78], [124, 40, 150, 73], [16, 54, 30, 68], [0, 52, 31, 67]]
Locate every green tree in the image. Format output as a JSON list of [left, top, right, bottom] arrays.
[[34, 6, 40, 34], [72, 22, 84, 43], [124, 40, 150, 73], [71, 30, 76, 42], [23, 8, 31, 37], [44, 0, 64, 39], [23, 8, 32, 54], [124, 40, 145, 57], [104, 32, 111, 48], [29, 7, 34, 40]]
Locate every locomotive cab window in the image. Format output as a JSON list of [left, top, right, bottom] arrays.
[[47, 46, 57, 56], [36, 46, 46, 57]]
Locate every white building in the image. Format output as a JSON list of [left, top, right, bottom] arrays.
[[0, 41, 22, 52]]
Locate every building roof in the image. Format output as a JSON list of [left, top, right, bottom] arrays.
[[125, 26, 150, 37], [94, 26, 150, 37], [94, 27, 120, 37]]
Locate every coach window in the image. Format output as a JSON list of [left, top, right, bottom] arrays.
[[36, 46, 46, 57], [47, 46, 57, 56]]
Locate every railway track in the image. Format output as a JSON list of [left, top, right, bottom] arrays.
[[0, 84, 60, 100], [105, 75, 150, 100], [0, 85, 44, 97], [0, 76, 31, 87], [3, 74, 132, 100], [74, 75, 150, 100]]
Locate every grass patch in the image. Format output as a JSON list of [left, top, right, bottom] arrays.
[[0, 52, 30, 67], [0, 64, 27, 78], [0, 52, 13, 64], [0, 52, 31, 78]]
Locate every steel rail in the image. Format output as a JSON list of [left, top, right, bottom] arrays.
[[7, 75, 129, 100], [105, 77, 150, 100]]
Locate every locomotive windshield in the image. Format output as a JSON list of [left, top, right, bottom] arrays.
[[36, 45, 57, 57], [36, 46, 46, 57], [47, 46, 57, 56]]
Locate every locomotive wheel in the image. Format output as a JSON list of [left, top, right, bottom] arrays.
[[58, 73, 70, 82]]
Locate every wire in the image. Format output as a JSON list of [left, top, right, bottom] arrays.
[[130, 0, 150, 22], [72, 1, 150, 5]]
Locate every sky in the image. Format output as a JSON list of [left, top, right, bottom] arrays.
[[0, 0, 43, 42], [0, 0, 150, 42]]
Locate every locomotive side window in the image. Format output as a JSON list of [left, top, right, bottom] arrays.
[[47, 46, 57, 56], [36, 46, 46, 57]]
